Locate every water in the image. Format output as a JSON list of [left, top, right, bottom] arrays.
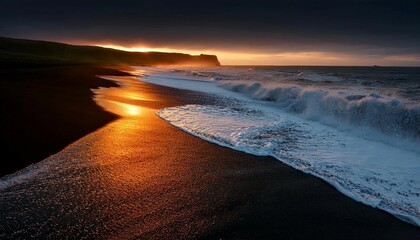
[[0, 76, 225, 239], [139, 66, 420, 226]]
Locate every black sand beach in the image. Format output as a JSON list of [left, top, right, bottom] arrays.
[[0, 67, 419, 239], [0, 66, 130, 176]]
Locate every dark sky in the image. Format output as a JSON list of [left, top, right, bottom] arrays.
[[1, 0, 420, 65]]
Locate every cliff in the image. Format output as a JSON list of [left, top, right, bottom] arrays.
[[0, 37, 220, 67]]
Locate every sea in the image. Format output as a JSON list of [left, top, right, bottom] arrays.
[[137, 65, 420, 226]]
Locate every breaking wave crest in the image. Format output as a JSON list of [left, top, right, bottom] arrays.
[[219, 81, 420, 140], [138, 66, 420, 226], [157, 104, 420, 227]]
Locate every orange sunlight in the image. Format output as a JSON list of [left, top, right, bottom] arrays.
[[96, 44, 364, 66], [95, 44, 419, 66], [92, 75, 156, 117]]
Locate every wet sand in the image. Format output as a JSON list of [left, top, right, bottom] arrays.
[[0, 67, 419, 239], [0, 66, 130, 176]]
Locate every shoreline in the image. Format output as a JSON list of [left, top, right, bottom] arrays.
[[0, 66, 418, 238], [96, 71, 419, 238], [0, 66, 131, 176]]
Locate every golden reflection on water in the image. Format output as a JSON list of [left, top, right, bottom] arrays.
[[0, 71, 204, 239], [89, 74, 161, 189], [125, 92, 147, 101], [94, 75, 156, 117], [101, 100, 142, 116], [124, 103, 141, 116]]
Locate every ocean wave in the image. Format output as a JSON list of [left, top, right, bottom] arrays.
[[157, 104, 420, 227], [137, 66, 420, 226], [218, 81, 420, 140]]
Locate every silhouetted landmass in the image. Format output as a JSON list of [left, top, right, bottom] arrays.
[[0, 37, 219, 176], [0, 37, 220, 67]]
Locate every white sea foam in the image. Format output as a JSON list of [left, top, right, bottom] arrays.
[[217, 80, 420, 141], [157, 104, 420, 226], [141, 66, 420, 226], [141, 72, 249, 100], [137, 66, 420, 226]]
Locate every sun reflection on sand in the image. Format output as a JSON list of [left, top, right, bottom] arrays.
[[93, 74, 160, 117], [84, 72, 180, 192], [99, 100, 142, 117], [123, 102, 141, 116], [124, 92, 146, 101]]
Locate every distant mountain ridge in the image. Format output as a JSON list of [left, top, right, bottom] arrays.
[[0, 37, 220, 67]]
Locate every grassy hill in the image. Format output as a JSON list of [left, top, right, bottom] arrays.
[[0, 37, 220, 67]]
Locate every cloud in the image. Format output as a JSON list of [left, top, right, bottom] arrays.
[[1, 0, 419, 65]]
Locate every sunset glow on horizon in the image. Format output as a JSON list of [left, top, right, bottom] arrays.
[[3, 1, 420, 66], [96, 44, 420, 66]]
